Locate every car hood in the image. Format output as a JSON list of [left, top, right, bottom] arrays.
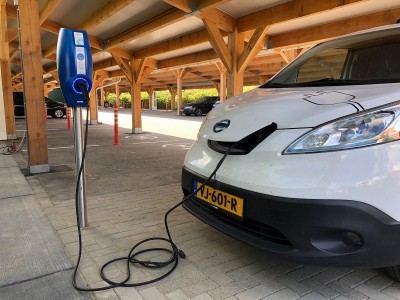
[[201, 83, 400, 141]]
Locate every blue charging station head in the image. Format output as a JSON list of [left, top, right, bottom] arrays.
[[57, 28, 93, 107]]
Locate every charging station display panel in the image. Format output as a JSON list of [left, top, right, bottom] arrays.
[[57, 29, 93, 107]]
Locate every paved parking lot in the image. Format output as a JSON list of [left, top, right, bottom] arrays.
[[12, 111, 400, 299]]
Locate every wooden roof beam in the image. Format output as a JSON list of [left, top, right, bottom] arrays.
[[78, 0, 136, 31], [237, 0, 368, 32], [164, 0, 235, 32], [134, 28, 213, 59], [159, 49, 219, 69], [6, 4, 132, 60], [107, 0, 233, 50], [39, 0, 61, 25], [163, 0, 191, 13], [270, 8, 400, 51], [107, 9, 187, 50]]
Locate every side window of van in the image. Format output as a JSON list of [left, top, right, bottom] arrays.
[[344, 43, 400, 80], [296, 49, 348, 83]]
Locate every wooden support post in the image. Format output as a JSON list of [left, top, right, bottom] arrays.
[[115, 82, 120, 108], [167, 85, 176, 112], [215, 62, 226, 102], [19, 0, 49, 173], [205, 16, 268, 98], [89, 70, 107, 123], [279, 49, 302, 63], [173, 67, 187, 115], [227, 27, 245, 98], [100, 87, 105, 107], [131, 80, 141, 132], [0, 0, 16, 139], [144, 87, 153, 110], [112, 53, 155, 133]]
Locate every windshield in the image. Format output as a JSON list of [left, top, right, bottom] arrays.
[[262, 27, 400, 88]]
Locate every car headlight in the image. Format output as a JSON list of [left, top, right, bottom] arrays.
[[284, 105, 400, 154]]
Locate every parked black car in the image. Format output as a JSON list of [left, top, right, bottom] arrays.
[[180, 96, 219, 116], [13, 92, 66, 118]]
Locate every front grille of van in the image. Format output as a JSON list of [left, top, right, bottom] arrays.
[[208, 122, 277, 155], [194, 199, 293, 248]]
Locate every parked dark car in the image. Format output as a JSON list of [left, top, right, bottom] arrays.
[[13, 92, 66, 118], [180, 96, 219, 116]]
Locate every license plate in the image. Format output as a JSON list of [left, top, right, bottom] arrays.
[[193, 181, 244, 218]]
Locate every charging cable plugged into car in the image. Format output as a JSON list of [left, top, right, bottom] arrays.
[[56, 28, 237, 292]]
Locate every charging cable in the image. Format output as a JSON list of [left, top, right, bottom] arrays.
[[72, 85, 236, 292]]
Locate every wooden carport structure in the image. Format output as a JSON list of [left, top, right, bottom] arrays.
[[2, 0, 400, 173]]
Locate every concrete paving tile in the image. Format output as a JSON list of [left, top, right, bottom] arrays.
[[276, 275, 312, 297], [338, 270, 379, 288], [327, 281, 368, 300], [364, 274, 394, 290], [115, 287, 144, 300], [181, 279, 220, 298], [0, 167, 32, 199], [302, 277, 340, 299], [139, 287, 167, 300], [286, 266, 327, 281], [310, 268, 353, 285], [93, 290, 120, 300], [165, 289, 190, 300], [236, 284, 273, 300], [208, 282, 247, 299], [191, 293, 215, 300], [382, 286, 400, 299], [297, 292, 328, 299], [261, 288, 298, 300], [355, 284, 398, 300], [202, 266, 234, 285]]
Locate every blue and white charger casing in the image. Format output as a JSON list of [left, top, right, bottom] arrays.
[[57, 28, 93, 107]]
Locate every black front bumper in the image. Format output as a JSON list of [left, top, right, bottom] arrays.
[[182, 166, 400, 268]]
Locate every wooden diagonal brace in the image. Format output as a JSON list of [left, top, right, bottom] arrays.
[[237, 26, 269, 72], [203, 19, 232, 73]]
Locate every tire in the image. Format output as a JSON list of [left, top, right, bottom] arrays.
[[386, 266, 400, 282], [194, 108, 203, 116], [52, 108, 65, 118], [104, 102, 110, 108], [185, 113, 191, 116]]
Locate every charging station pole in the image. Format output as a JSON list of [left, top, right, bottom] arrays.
[[73, 107, 87, 227], [57, 28, 93, 229]]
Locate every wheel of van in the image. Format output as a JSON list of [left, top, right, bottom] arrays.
[[195, 108, 203, 116], [52, 108, 64, 118], [386, 266, 400, 282]]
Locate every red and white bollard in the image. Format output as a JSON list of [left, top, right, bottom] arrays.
[[45, 102, 48, 122], [67, 107, 71, 131], [114, 105, 119, 145]]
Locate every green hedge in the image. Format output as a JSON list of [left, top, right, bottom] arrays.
[[106, 87, 257, 110]]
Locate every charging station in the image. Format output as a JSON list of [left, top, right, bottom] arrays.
[[55, 28, 194, 293], [56, 28, 92, 228]]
